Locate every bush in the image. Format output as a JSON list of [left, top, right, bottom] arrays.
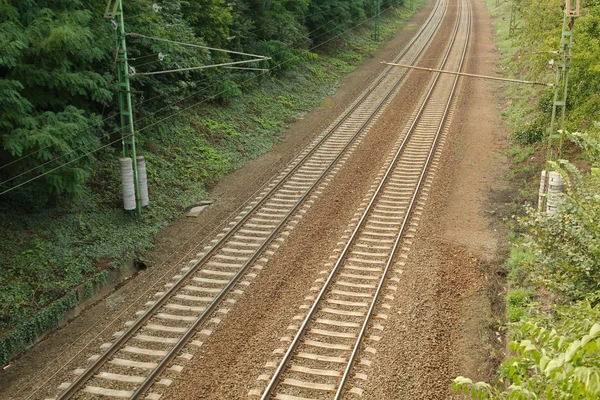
[[505, 288, 532, 322], [512, 116, 547, 145], [213, 80, 242, 105], [253, 40, 303, 73], [453, 298, 600, 399], [519, 163, 600, 300]]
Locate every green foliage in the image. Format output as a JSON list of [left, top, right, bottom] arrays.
[[0, 0, 421, 365], [253, 40, 304, 73], [517, 161, 600, 299], [201, 117, 239, 137], [0, 1, 112, 198], [567, 125, 600, 163], [228, 0, 309, 52], [0, 0, 409, 201], [506, 288, 533, 322], [509, 0, 600, 133], [457, 1, 600, 398], [307, 0, 368, 38], [0, 291, 77, 366], [506, 246, 537, 284], [181, 0, 232, 47], [512, 117, 547, 145], [213, 79, 242, 104], [454, 300, 600, 399]]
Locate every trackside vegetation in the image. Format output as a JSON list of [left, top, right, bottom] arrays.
[[0, 0, 422, 366], [452, 0, 600, 398]]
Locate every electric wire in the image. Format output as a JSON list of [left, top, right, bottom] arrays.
[[0, 0, 395, 172], [131, 58, 163, 69], [127, 32, 269, 60], [0, 27, 302, 175], [0, 3, 369, 174], [2, 5, 393, 194], [0, 136, 131, 196], [134, 6, 397, 137], [129, 52, 162, 61], [0, 6, 371, 189], [19, 5, 402, 397], [0, 73, 233, 190], [0, 113, 120, 173], [130, 57, 268, 77]]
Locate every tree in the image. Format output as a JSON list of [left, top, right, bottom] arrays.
[[181, 0, 232, 47], [306, 0, 367, 40], [0, 0, 112, 200]]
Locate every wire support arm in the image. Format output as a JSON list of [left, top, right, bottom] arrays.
[[382, 62, 554, 86], [130, 58, 270, 78], [126, 33, 269, 60]]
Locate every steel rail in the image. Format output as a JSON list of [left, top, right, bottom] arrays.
[[259, 0, 470, 397], [335, 0, 472, 397], [56, 2, 446, 398], [130, 3, 446, 396]]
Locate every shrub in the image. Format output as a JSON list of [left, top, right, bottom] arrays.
[[519, 163, 600, 300], [453, 298, 600, 399], [505, 288, 532, 322], [512, 116, 547, 145], [213, 80, 242, 105]]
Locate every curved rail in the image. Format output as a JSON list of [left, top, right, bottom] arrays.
[[258, 0, 472, 397], [53, 2, 447, 399]]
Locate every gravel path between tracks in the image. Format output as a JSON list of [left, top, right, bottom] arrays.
[[362, 0, 509, 398], [163, 1, 462, 399], [0, 2, 439, 400]]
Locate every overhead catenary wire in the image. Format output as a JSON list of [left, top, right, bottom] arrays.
[[382, 61, 555, 86], [0, 5, 381, 186], [0, 135, 132, 196], [0, 111, 119, 172], [129, 52, 163, 61], [2, 4, 395, 195], [19, 5, 405, 397], [131, 58, 163, 69], [0, 72, 236, 188], [0, 3, 362, 174], [224, 66, 269, 71], [19, 145, 296, 399], [127, 32, 269, 60], [133, 5, 398, 137], [130, 57, 270, 78]]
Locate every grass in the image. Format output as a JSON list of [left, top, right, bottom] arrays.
[[505, 288, 532, 322], [0, 2, 425, 365]]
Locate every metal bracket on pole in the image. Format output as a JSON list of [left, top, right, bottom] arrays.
[[565, 0, 580, 17], [107, 0, 142, 215], [104, 0, 119, 19]]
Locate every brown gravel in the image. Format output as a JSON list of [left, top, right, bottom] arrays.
[[163, 1, 464, 399], [0, 0, 509, 398], [0, 2, 441, 400], [362, 0, 509, 398]]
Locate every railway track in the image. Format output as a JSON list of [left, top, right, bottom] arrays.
[[41, 3, 448, 400], [252, 0, 471, 398]]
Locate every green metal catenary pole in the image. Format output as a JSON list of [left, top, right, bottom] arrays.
[[110, 0, 142, 215], [540, 0, 579, 211]]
